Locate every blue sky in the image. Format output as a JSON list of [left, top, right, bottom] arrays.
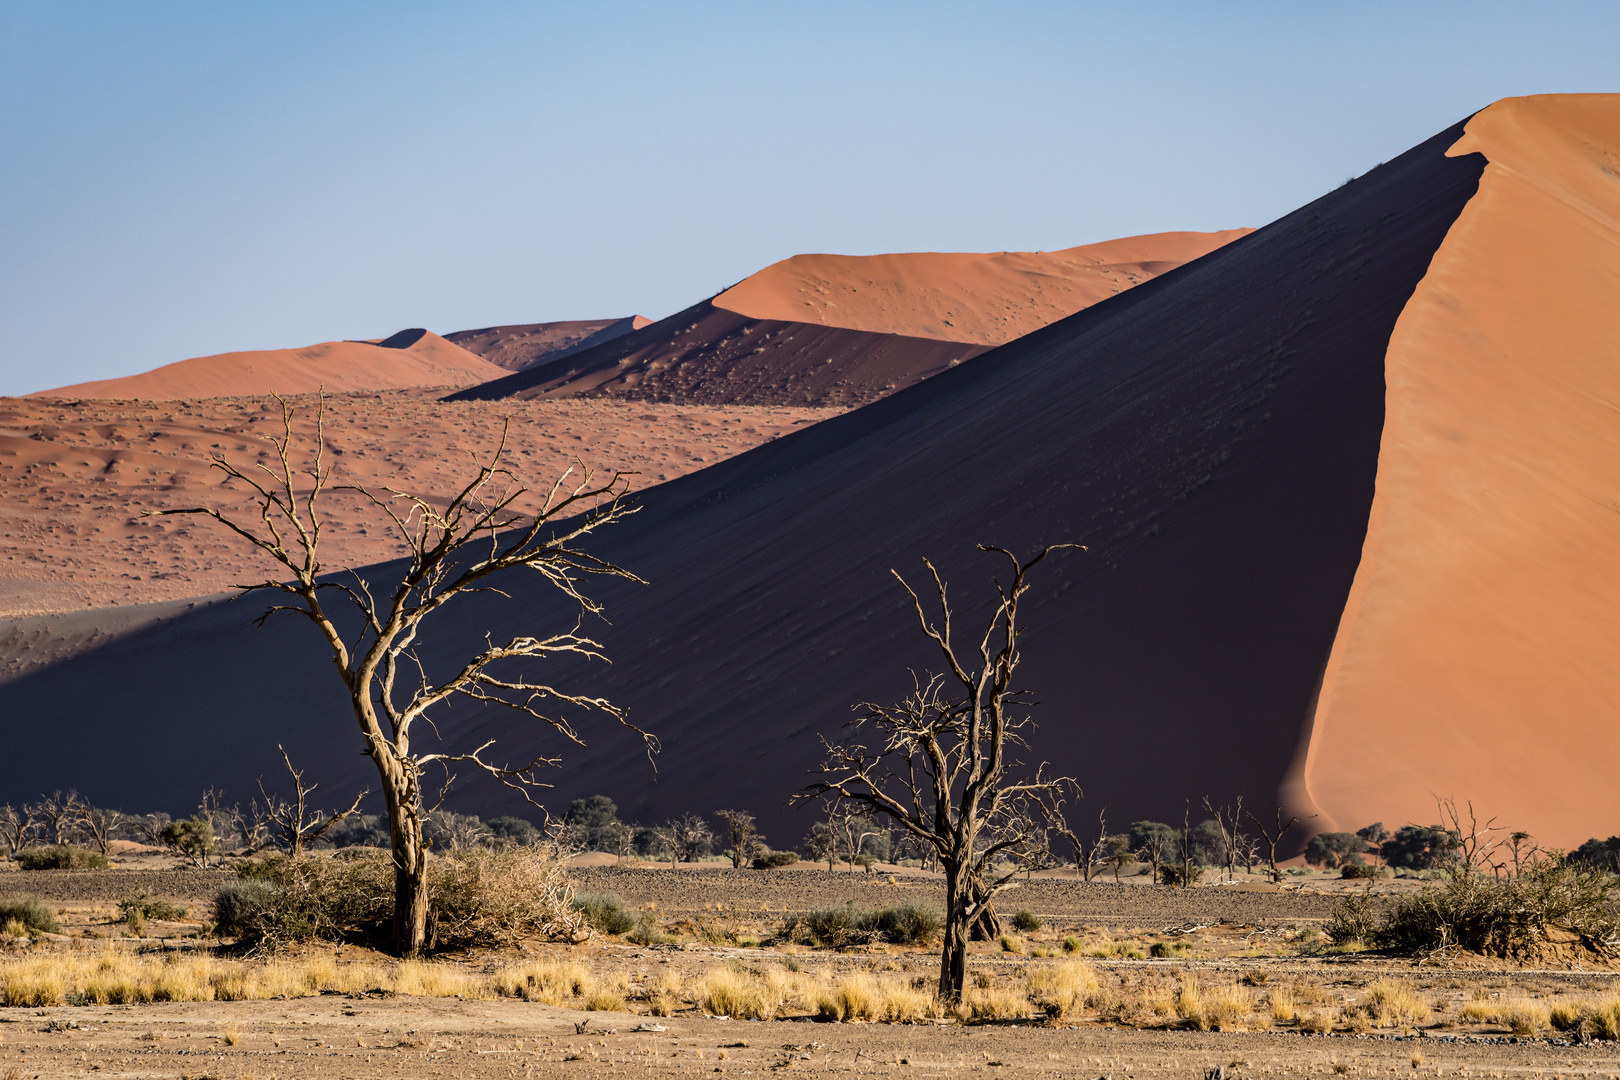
[[1, 2, 1614, 395]]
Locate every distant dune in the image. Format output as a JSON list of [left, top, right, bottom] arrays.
[[445, 317, 652, 371], [448, 231, 1246, 407], [31, 329, 505, 400], [712, 231, 1253, 345]]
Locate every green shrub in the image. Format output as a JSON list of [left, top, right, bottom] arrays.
[[0, 894, 60, 933], [118, 892, 188, 922], [626, 909, 673, 946], [1061, 936, 1082, 953], [752, 850, 799, 869], [1157, 863, 1193, 887], [573, 892, 636, 936], [16, 846, 110, 870], [874, 901, 943, 945], [1149, 940, 1188, 958], [1341, 863, 1382, 880], [786, 902, 942, 947], [213, 880, 284, 941], [1010, 909, 1042, 932]]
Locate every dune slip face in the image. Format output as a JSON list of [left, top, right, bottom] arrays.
[[30, 331, 506, 401], [446, 232, 1245, 409], [1303, 95, 1620, 845], [0, 122, 1482, 838]]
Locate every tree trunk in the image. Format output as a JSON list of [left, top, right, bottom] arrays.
[[382, 784, 429, 957], [939, 862, 970, 1004]]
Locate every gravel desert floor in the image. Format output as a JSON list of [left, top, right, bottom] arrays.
[[6, 864, 1620, 1078]]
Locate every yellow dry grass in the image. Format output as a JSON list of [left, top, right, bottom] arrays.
[[1025, 959, 1099, 1020], [1359, 978, 1432, 1028], [817, 973, 940, 1022]]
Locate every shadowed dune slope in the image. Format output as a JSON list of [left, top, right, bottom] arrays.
[[1301, 95, 1620, 843], [0, 121, 1485, 840], [446, 232, 1245, 408], [444, 317, 652, 371], [32, 332, 505, 400]]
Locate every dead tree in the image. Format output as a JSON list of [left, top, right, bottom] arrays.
[[1041, 798, 1110, 882], [1244, 805, 1302, 883], [35, 791, 79, 846], [714, 809, 762, 869], [75, 801, 124, 857], [155, 395, 653, 956], [0, 804, 42, 857], [801, 544, 1078, 1004], [668, 813, 715, 863], [1202, 795, 1243, 882], [259, 745, 368, 857]]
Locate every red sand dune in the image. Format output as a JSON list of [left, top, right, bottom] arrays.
[[445, 317, 652, 371], [2, 100, 1614, 852], [0, 109, 1489, 842], [712, 231, 1251, 345], [449, 231, 1246, 408], [31, 329, 506, 401], [1297, 95, 1620, 845]]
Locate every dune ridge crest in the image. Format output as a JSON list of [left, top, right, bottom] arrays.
[[31, 331, 505, 401], [711, 230, 1251, 345]]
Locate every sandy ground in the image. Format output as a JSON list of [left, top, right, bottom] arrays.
[[5, 866, 1620, 1077], [0, 391, 840, 617], [7, 993, 1619, 1079]]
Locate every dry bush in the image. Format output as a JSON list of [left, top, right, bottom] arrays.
[[1298, 1007, 1338, 1034], [223, 844, 583, 950], [1459, 992, 1550, 1035], [0, 896, 60, 935], [488, 959, 591, 1005], [703, 967, 777, 1019], [1359, 978, 1432, 1027], [1025, 960, 1099, 1020], [1268, 987, 1297, 1024], [1174, 978, 1253, 1031]]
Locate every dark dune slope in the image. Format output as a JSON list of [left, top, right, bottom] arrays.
[[445, 300, 987, 407], [444, 317, 650, 372], [0, 123, 1484, 838]]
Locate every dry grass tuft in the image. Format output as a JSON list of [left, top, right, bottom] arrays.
[[1025, 960, 1099, 1020], [1360, 978, 1432, 1027], [818, 973, 939, 1022]]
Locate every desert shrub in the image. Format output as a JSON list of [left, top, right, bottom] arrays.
[[1358, 978, 1431, 1027], [119, 892, 187, 922], [1568, 837, 1620, 873], [1026, 960, 1099, 1019], [800, 905, 860, 947], [16, 846, 110, 870], [786, 902, 942, 947], [1337, 862, 1620, 959], [1324, 892, 1382, 947], [1380, 824, 1461, 870], [752, 849, 799, 869], [873, 901, 942, 945], [1061, 936, 1082, 953], [626, 910, 673, 946], [564, 795, 626, 853], [160, 817, 218, 866], [215, 843, 583, 950], [317, 813, 389, 849], [1305, 832, 1369, 869], [1010, 910, 1042, 932], [0, 895, 60, 934], [1157, 863, 1192, 887], [213, 881, 282, 940], [1341, 863, 1382, 880], [573, 893, 636, 936], [427, 845, 587, 947], [486, 816, 541, 847], [421, 811, 493, 851], [1149, 941, 1189, 958]]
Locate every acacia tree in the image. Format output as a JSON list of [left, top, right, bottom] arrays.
[[714, 809, 762, 869], [1244, 805, 1303, 883], [157, 396, 653, 956], [259, 745, 367, 857], [0, 804, 42, 857], [801, 545, 1077, 1003]]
